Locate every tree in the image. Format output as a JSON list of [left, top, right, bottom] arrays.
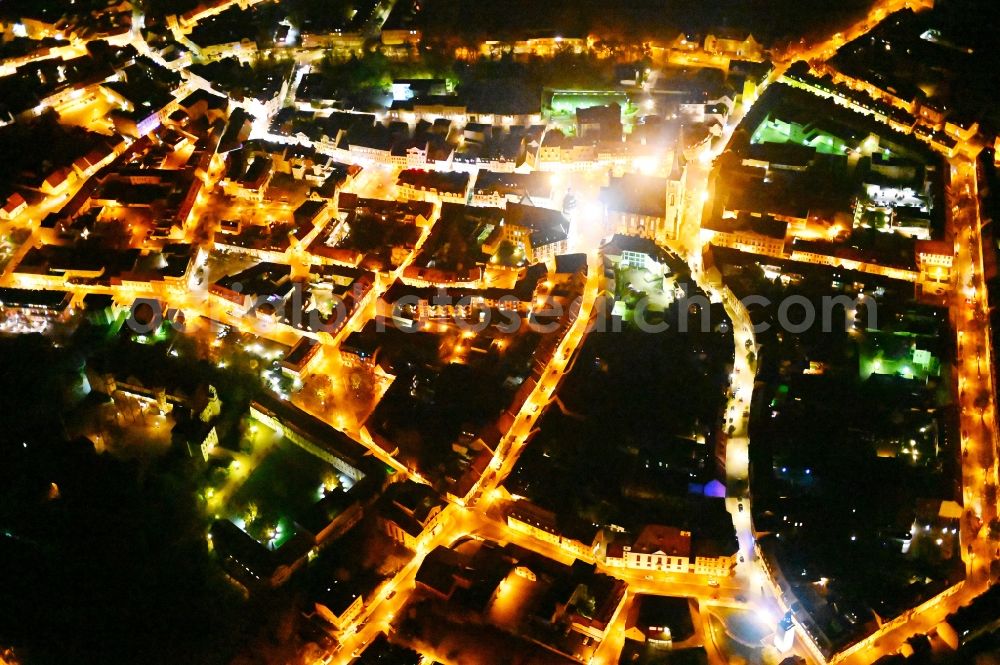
[[494, 239, 522, 266], [348, 369, 375, 405], [322, 472, 340, 493]]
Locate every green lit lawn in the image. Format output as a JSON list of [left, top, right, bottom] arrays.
[[612, 264, 678, 324], [226, 434, 346, 549], [548, 90, 629, 115], [859, 333, 940, 381], [750, 119, 850, 155], [0, 228, 29, 271]]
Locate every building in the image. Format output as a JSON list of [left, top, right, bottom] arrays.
[[212, 222, 294, 263], [314, 577, 365, 633], [176, 88, 229, 122], [788, 238, 920, 283], [209, 262, 294, 314], [620, 525, 692, 573], [601, 174, 682, 242], [309, 194, 429, 269], [602, 234, 672, 273], [82, 293, 119, 326], [378, 480, 445, 549], [378, 279, 536, 329], [0, 192, 27, 221], [105, 59, 185, 138], [749, 109, 855, 156], [396, 169, 471, 204], [602, 517, 737, 578], [36, 167, 74, 198], [701, 214, 789, 257], [207, 395, 385, 592], [170, 0, 265, 32], [549, 561, 628, 643], [291, 199, 331, 247], [692, 536, 738, 577], [386, 95, 470, 125], [480, 34, 587, 58], [679, 94, 735, 125], [915, 239, 954, 297], [382, 27, 423, 47], [415, 545, 468, 600], [71, 141, 121, 180], [281, 337, 321, 378], [217, 107, 252, 153], [507, 499, 562, 547], [538, 129, 569, 165], [576, 103, 623, 142], [249, 393, 383, 483], [703, 31, 764, 61], [940, 585, 1000, 649], [471, 170, 555, 208], [299, 31, 365, 54], [0, 287, 74, 327], [506, 500, 601, 558], [221, 152, 273, 201], [481, 202, 570, 264], [625, 595, 695, 649], [209, 519, 298, 589]]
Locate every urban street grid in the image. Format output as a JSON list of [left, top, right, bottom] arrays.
[[0, 0, 998, 664]]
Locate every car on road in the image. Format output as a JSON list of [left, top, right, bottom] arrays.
[[386, 589, 396, 600], [738, 502, 744, 512], [708, 579, 720, 588]]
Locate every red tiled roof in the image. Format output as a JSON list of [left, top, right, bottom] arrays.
[[631, 525, 691, 557], [3, 192, 26, 213]]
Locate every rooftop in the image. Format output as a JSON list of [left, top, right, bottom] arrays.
[[397, 169, 470, 195], [504, 202, 570, 247], [630, 524, 692, 558], [474, 170, 552, 201], [601, 174, 667, 218], [702, 213, 788, 240]]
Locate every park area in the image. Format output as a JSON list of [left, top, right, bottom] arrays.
[[216, 417, 356, 550]]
